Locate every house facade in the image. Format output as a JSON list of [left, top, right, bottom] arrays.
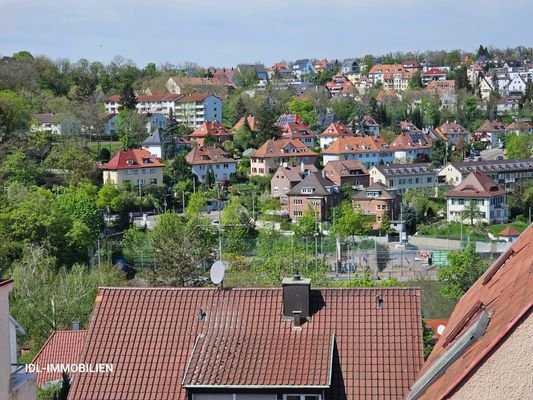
[[286, 172, 342, 221], [31, 113, 61, 135], [100, 149, 165, 187], [421, 68, 447, 85], [369, 163, 436, 194], [323, 159, 369, 188], [188, 121, 233, 145], [292, 59, 316, 79], [446, 171, 508, 224], [341, 59, 360, 75], [279, 121, 318, 147], [174, 94, 222, 128], [105, 94, 184, 117], [474, 120, 507, 148], [141, 128, 165, 159], [271, 163, 318, 204], [250, 139, 317, 176], [185, 145, 237, 183], [352, 183, 402, 229], [319, 122, 353, 149], [435, 121, 471, 145], [321, 136, 394, 166], [390, 131, 433, 163]]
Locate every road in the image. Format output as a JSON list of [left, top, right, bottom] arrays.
[[480, 148, 504, 161]]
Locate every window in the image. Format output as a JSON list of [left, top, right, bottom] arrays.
[[284, 396, 321, 400], [224, 164, 229, 168], [150, 178, 157, 184], [293, 199, 303, 205], [293, 210, 303, 216]]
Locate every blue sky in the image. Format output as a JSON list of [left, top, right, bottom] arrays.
[[1, 0, 532, 67]]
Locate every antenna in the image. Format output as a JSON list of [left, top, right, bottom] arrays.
[[210, 260, 225, 285]]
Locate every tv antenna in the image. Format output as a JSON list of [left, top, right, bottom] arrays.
[[210, 260, 225, 286]]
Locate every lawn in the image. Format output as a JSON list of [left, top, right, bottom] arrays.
[[403, 279, 457, 319], [417, 221, 490, 242], [486, 220, 529, 236], [86, 140, 122, 158]]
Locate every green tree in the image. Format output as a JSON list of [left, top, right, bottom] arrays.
[[254, 97, 280, 144], [115, 109, 145, 150], [293, 207, 318, 238], [330, 97, 356, 123], [164, 150, 193, 184], [233, 96, 248, 121], [445, 50, 461, 69], [221, 196, 257, 254], [331, 203, 370, 238], [437, 246, 488, 300], [119, 82, 138, 110], [287, 97, 317, 126], [0, 90, 31, 140], [408, 70, 423, 89], [430, 138, 450, 166], [505, 133, 533, 159], [0, 150, 44, 185], [461, 200, 482, 225]]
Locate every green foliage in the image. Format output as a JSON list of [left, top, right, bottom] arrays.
[[233, 125, 254, 152], [185, 191, 207, 219], [331, 97, 356, 123], [0, 90, 31, 139], [0, 149, 44, 185], [164, 150, 192, 184], [122, 226, 152, 265], [461, 200, 482, 225], [98, 147, 111, 162], [221, 195, 257, 254], [115, 109, 146, 150], [505, 133, 533, 159], [330, 273, 398, 287], [422, 320, 435, 360], [331, 203, 370, 238], [408, 71, 423, 89], [437, 246, 488, 301], [119, 81, 138, 111], [44, 145, 99, 185], [287, 97, 317, 126], [292, 207, 318, 238], [430, 138, 450, 166]]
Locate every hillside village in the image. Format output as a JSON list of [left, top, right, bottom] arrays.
[[1, 45, 533, 400]]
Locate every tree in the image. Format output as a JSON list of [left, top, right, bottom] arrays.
[[233, 96, 248, 121], [505, 133, 533, 159], [0, 150, 44, 185], [461, 200, 482, 225], [287, 98, 317, 126], [254, 97, 280, 144], [0, 90, 31, 140], [445, 50, 461, 69], [119, 82, 137, 111], [437, 246, 488, 300], [331, 203, 370, 238], [331, 97, 356, 123], [221, 195, 257, 254], [234, 124, 254, 152], [164, 149, 192, 184], [408, 71, 423, 89], [430, 138, 449, 166], [293, 208, 318, 238], [115, 109, 145, 150], [454, 66, 471, 91], [401, 204, 418, 234]]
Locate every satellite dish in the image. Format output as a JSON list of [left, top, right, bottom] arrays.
[[282, 162, 288, 168], [210, 261, 225, 285], [437, 325, 446, 336]]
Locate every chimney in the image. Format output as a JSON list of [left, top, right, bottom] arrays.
[[282, 274, 311, 325], [301, 160, 305, 173], [72, 320, 81, 330]]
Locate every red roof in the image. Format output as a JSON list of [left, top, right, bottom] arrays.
[[322, 136, 389, 155], [422, 68, 447, 76], [498, 225, 521, 237], [32, 330, 87, 386], [100, 149, 165, 170], [408, 225, 533, 399], [189, 121, 233, 139], [319, 122, 351, 137], [232, 115, 260, 132], [446, 171, 506, 198], [252, 138, 317, 159], [68, 286, 423, 400], [185, 145, 236, 166], [106, 94, 183, 102]]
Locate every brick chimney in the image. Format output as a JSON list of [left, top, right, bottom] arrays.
[[282, 274, 311, 327]]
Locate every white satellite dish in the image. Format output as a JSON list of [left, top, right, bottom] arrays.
[[210, 261, 225, 285], [437, 325, 446, 336], [282, 162, 288, 168]]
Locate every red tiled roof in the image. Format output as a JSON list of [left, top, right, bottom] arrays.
[[68, 286, 423, 400], [422, 68, 447, 76], [446, 171, 506, 198], [280, 122, 316, 140], [498, 225, 521, 237], [319, 122, 351, 137], [322, 136, 389, 155], [189, 121, 233, 138], [324, 159, 369, 177], [233, 116, 260, 132], [100, 149, 165, 170], [476, 119, 506, 133], [185, 145, 236, 166], [32, 330, 87, 386], [391, 132, 433, 149], [252, 138, 317, 159], [409, 225, 533, 399], [506, 120, 533, 130]]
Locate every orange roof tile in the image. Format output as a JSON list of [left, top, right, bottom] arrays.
[[498, 225, 521, 237], [321, 136, 389, 155], [252, 138, 317, 159], [185, 145, 236, 166], [446, 171, 506, 198], [319, 122, 352, 137], [100, 148, 165, 171]]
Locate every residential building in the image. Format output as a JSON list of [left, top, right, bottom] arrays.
[[506, 120, 533, 135], [407, 226, 533, 400], [100, 148, 164, 187], [497, 225, 521, 243], [390, 131, 433, 162], [316, 113, 340, 130], [166, 76, 235, 97], [0, 279, 36, 400], [421, 68, 447, 85], [235, 64, 268, 83], [321, 136, 394, 165], [105, 94, 183, 117], [292, 59, 316, 79], [145, 113, 168, 132], [250, 138, 318, 176], [369, 163, 436, 194], [174, 94, 222, 128], [271, 163, 318, 204], [314, 59, 335, 72], [188, 121, 233, 145], [279, 121, 318, 147], [325, 74, 355, 96], [268, 63, 294, 80], [31, 113, 61, 135], [341, 58, 360, 75], [361, 115, 380, 136], [474, 120, 507, 148], [32, 330, 86, 387], [232, 115, 260, 132], [435, 121, 471, 145], [352, 183, 402, 229], [426, 80, 455, 97], [467, 62, 484, 87], [497, 96, 521, 114], [479, 76, 494, 100], [185, 145, 237, 183], [286, 172, 342, 221], [368, 64, 411, 91], [437, 158, 533, 191], [323, 159, 369, 188], [141, 128, 166, 159], [103, 114, 118, 135], [507, 74, 527, 95], [402, 60, 422, 74], [68, 280, 423, 400], [446, 171, 508, 224], [319, 122, 353, 149]]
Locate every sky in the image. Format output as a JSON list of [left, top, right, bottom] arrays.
[[1, 0, 532, 68]]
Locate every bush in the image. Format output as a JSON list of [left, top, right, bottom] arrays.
[[98, 147, 111, 162]]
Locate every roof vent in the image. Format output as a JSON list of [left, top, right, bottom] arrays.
[[199, 309, 207, 322], [282, 275, 310, 321], [375, 295, 383, 310]]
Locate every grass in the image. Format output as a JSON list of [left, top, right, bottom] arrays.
[[403, 279, 457, 319], [86, 140, 122, 158], [486, 220, 529, 236], [417, 221, 490, 242]]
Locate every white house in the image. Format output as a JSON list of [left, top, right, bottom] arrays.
[[174, 94, 222, 128], [507, 75, 527, 95], [185, 145, 237, 183], [446, 171, 508, 224], [318, 122, 352, 149], [369, 163, 436, 194], [321, 136, 394, 166], [31, 113, 61, 135]]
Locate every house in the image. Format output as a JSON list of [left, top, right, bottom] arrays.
[[292, 59, 316, 79], [145, 113, 168, 133], [67, 279, 424, 400], [104, 93, 184, 117], [286, 172, 342, 221], [325, 74, 355, 96], [100, 148, 165, 187], [141, 128, 166, 159], [322, 159, 369, 188], [446, 171, 508, 224], [435, 121, 471, 145], [322, 136, 394, 166], [507, 74, 527, 95], [506, 120, 533, 135], [279, 121, 318, 147], [467, 62, 484, 87], [271, 163, 318, 204], [497, 96, 521, 114], [479, 76, 494, 100], [352, 183, 402, 229], [369, 163, 436, 194], [437, 158, 533, 191], [188, 121, 233, 145], [421, 68, 447, 85], [426, 80, 455, 97], [390, 131, 433, 163], [174, 94, 222, 128], [250, 138, 318, 176], [235, 64, 268, 83], [474, 120, 506, 149], [497, 225, 521, 243], [407, 226, 533, 400], [32, 330, 86, 387], [166, 76, 236, 97], [185, 145, 237, 183], [352, 76, 374, 94], [367, 64, 411, 91], [31, 113, 61, 135], [341, 58, 360, 75], [361, 115, 380, 136], [232, 115, 260, 132], [268, 63, 294, 80], [103, 114, 118, 135], [402, 60, 422, 74], [319, 122, 353, 149], [314, 59, 335, 72], [0, 279, 36, 400], [316, 113, 340, 130]]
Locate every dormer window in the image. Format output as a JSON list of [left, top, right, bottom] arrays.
[[143, 158, 152, 164], [301, 187, 314, 194], [126, 159, 135, 165]]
